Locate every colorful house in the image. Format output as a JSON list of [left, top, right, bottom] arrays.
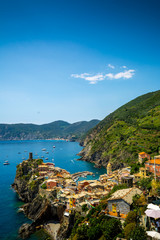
[[38, 165, 49, 172], [145, 158, 160, 178], [138, 152, 150, 164], [107, 187, 142, 215], [134, 167, 147, 182], [46, 179, 58, 189]]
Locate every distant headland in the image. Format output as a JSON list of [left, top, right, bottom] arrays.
[[0, 119, 99, 141]]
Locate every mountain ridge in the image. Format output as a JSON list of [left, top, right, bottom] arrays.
[[0, 119, 100, 141], [79, 90, 160, 169]]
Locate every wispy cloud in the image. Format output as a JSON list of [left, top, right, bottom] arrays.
[[106, 69, 135, 80], [71, 73, 105, 84], [108, 64, 115, 69], [71, 69, 135, 84]]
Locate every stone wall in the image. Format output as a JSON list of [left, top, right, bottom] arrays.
[[108, 199, 130, 215]]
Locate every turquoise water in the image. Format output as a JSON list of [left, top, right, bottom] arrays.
[[0, 140, 106, 239]]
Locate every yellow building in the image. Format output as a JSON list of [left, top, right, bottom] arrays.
[[134, 167, 147, 182], [107, 162, 112, 175]]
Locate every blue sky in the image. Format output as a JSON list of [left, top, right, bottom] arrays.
[[0, 0, 160, 124]]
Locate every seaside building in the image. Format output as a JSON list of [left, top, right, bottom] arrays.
[[138, 152, 151, 164], [107, 162, 112, 175], [107, 187, 142, 216], [99, 174, 108, 183], [46, 179, 58, 189], [38, 165, 49, 172], [39, 171, 48, 177], [134, 167, 147, 182], [145, 158, 160, 178], [121, 176, 133, 188]]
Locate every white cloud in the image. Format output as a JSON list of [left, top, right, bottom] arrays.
[[105, 69, 135, 80], [71, 73, 105, 84], [71, 69, 135, 84], [108, 64, 115, 69]]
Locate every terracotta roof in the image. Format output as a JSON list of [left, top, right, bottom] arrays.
[[38, 165, 48, 168], [145, 159, 160, 165], [108, 187, 142, 205], [139, 152, 146, 155]]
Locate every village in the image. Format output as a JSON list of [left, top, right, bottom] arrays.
[[28, 151, 160, 239]]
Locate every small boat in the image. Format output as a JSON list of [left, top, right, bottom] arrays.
[[3, 161, 10, 165], [35, 153, 38, 156], [41, 156, 44, 158], [46, 152, 49, 154], [42, 148, 46, 151], [18, 152, 21, 154], [53, 146, 55, 148], [45, 157, 48, 160], [52, 158, 54, 161], [22, 157, 25, 160]]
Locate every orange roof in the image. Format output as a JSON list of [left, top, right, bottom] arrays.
[[145, 159, 160, 165], [57, 173, 63, 177], [139, 152, 146, 155]]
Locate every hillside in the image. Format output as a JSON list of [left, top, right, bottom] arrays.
[[79, 90, 160, 169], [0, 119, 99, 141]]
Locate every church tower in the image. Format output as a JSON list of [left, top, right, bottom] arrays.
[[107, 162, 112, 175]]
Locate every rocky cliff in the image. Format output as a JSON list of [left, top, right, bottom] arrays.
[[13, 158, 66, 239]]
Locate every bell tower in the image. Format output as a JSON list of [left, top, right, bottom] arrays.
[[107, 162, 112, 175]]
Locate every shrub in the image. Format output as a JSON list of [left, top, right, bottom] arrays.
[[124, 222, 136, 239], [130, 226, 147, 240], [82, 204, 88, 212], [102, 218, 122, 240], [125, 211, 137, 225], [41, 183, 47, 189]]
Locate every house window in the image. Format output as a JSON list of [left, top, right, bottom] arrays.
[[112, 203, 117, 213]]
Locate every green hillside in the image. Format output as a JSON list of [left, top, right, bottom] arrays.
[[79, 90, 160, 169], [0, 119, 99, 141]]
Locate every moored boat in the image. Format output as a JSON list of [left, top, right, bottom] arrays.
[[3, 160, 10, 165]]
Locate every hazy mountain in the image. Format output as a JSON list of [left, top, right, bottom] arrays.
[[0, 119, 100, 141]]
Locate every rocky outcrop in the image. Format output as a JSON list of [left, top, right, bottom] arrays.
[[57, 212, 76, 240], [13, 159, 66, 239], [12, 178, 40, 202], [19, 223, 36, 239], [23, 195, 51, 222]]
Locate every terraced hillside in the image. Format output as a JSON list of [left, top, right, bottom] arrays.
[[79, 90, 160, 169]]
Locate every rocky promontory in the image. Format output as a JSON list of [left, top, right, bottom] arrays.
[[12, 157, 66, 239], [12, 154, 95, 239]]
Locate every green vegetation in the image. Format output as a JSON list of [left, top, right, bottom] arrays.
[[137, 177, 152, 192], [29, 180, 38, 191], [81, 90, 160, 168], [124, 211, 147, 240], [81, 204, 89, 213], [41, 183, 47, 189], [70, 202, 122, 240], [130, 226, 147, 240]]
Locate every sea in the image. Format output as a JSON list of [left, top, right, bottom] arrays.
[[0, 140, 106, 240]]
